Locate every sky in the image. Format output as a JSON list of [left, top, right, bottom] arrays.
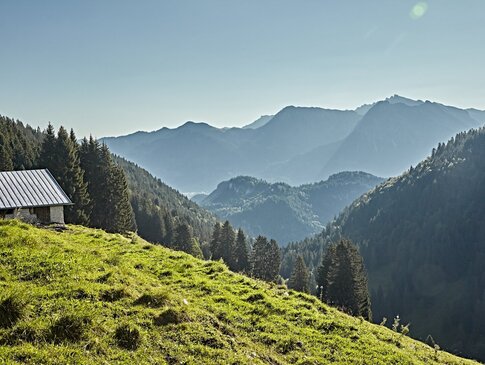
[[0, 0, 484, 138]]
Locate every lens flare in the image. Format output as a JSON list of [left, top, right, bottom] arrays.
[[410, 2, 428, 19]]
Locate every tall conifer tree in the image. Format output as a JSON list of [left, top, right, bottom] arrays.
[[38, 123, 57, 173], [174, 223, 193, 254], [210, 222, 223, 260], [288, 255, 310, 293], [234, 228, 250, 272], [220, 220, 236, 268]]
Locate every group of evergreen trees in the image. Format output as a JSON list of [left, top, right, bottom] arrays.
[[316, 239, 372, 320], [0, 116, 40, 171], [208, 220, 283, 282], [250, 235, 281, 282], [284, 239, 371, 321], [37, 125, 136, 233], [210, 221, 251, 273]]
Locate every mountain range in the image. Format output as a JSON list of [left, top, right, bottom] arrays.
[[102, 95, 484, 192], [195, 172, 384, 245], [282, 125, 485, 360]]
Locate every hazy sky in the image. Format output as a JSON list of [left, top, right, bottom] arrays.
[[1, 1, 484, 137]]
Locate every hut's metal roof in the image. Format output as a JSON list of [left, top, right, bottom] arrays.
[[0, 169, 72, 210]]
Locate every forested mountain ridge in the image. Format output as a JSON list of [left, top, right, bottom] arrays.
[[0, 220, 479, 365], [283, 126, 485, 361], [102, 96, 484, 191], [198, 172, 384, 245]]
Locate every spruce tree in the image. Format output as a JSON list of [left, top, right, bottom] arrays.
[[38, 123, 57, 173], [234, 228, 250, 272], [287, 255, 310, 293], [220, 220, 236, 269], [268, 239, 282, 281], [210, 222, 223, 260], [316, 244, 336, 300], [317, 239, 372, 320], [107, 162, 137, 233], [174, 223, 193, 254]]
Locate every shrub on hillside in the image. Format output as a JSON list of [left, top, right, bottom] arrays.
[[49, 314, 90, 343], [0, 294, 27, 328], [115, 323, 141, 350]]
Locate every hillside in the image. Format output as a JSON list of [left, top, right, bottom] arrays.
[[102, 96, 484, 191], [283, 126, 485, 360], [0, 220, 479, 365], [198, 172, 383, 245], [114, 156, 216, 243]]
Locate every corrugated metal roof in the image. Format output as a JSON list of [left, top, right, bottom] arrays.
[[0, 169, 72, 209]]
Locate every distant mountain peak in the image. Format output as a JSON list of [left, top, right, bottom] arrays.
[[178, 121, 213, 130], [385, 94, 424, 106], [355, 95, 423, 115]]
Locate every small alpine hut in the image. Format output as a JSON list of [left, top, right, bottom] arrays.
[[0, 169, 72, 224]]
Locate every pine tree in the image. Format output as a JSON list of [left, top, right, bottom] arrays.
[[287, 255, 310, 293], [251, 236, 281, 282], [220, 220, 236, 268], [210, 222, 223, 260], [268, 239, 281, 281], [174, 223, 193, 254], [38, 123, 57, 173], [316, 244, 336, 300], [317, 239, 372, 320], [234, 228, 250, 272], [107, 162, 137, 233]]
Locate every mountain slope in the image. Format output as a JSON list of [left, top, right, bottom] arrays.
[[0, 220, 478, 365], [242, 115, 274, 129], [198, 172, 384, 245], [284, 126, 485, 360], [319, 100, 483, 179]]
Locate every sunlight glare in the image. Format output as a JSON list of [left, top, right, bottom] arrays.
[[410, 2, 428, 20]]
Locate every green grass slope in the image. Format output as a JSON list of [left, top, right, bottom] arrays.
[[0, 220, 479, 365]]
